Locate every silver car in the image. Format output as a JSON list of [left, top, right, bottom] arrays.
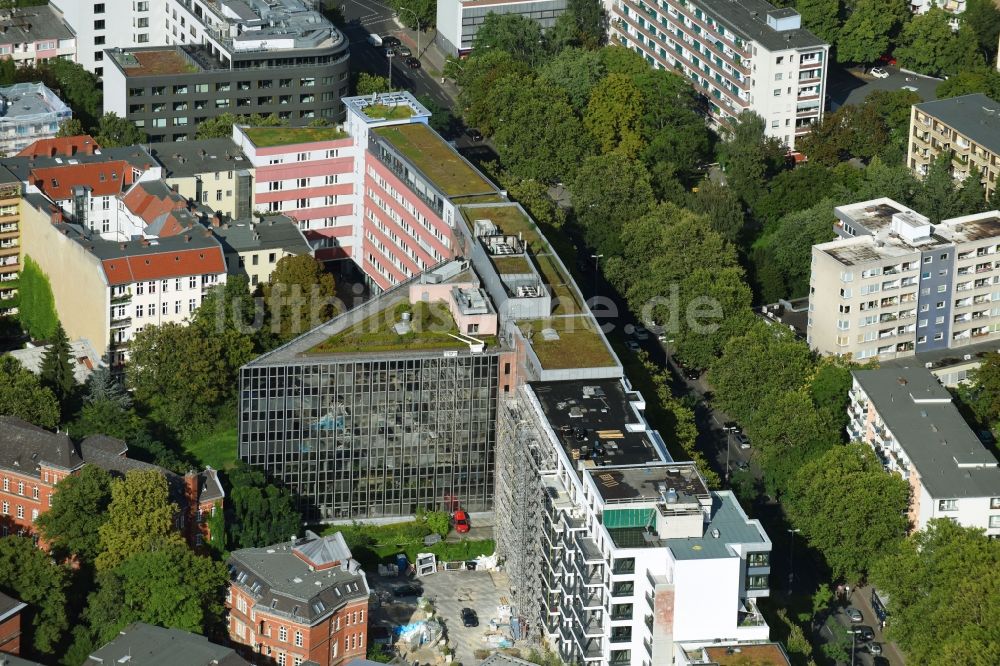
[[846, 607, 863, 623]]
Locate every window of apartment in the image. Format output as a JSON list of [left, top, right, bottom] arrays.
[[920, 304, 930, 312], [94, 51, 104, 62], [1, 502, 6, 515], [773, 88, 781, 96], [269, 252, 277, 264], [918, 319, 928, 328], [296, 152, 308, 162], [611, 581, 634, 597], [747, 575, 768, 590], [16, 481, 23, 496], [296, 198, 307, 209], [216, 190, 223, 201], [252, 254, 259, 266], [940, 253, 949, 260], [137, 17, 149, 28], [934, 332, 944, 340], [94, 20, 106, 30], [917, 335, 927, 344], [189, 276, 197, 289], [747, 552, 770, 567], [938, 499, 958, 511], [188, 298, 196, 312], [924, 256, 933, 264], [137, 1, 149, 10], [991, 498, 1000, 510], [238, 81, 251, 91], [216, 82, 231, 92], [94, 3, 106, 12], [937, 284, 947, 293], [175, 300, 181, 314], [936, 301, 946, 309], [268, 181, 282, 191], [990, 515, 1000, 528], [297, 178, 308, 188], [2, 478, 8, 492], [135, 304, 144, 318], [161, 302, 168, 315], [279, 626, 288, 642], [16, 506, 23, 519], [935, 316, 945, 325], [215, 99, 230, 109], [280, 78, 292, 88], [294, 631, 303, 647], [32, 486, 38, 500]]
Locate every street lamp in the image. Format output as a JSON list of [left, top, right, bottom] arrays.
[[590, 254, 603, 306], [397, 7, 421, 57], [787, 528, 801, 590], [387, 50, 394, 90]]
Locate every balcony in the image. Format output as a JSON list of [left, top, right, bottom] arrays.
[[579, 590, 604, 609]]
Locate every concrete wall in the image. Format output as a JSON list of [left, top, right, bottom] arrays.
[[19, 200, 109, 355]]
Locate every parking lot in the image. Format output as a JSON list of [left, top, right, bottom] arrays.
[[822, 590, 902, 666], [369, 568, 525, 665], [828, 64, 941, 110]]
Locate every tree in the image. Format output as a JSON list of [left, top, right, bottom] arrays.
[[787, 444, 910, 581], [226, 463, 302, 549], [18, 255, 58, 341], [96, 470, 182, 571], [195, 112, 283, 139], [92, 112, 144, 148], [451, 49, 532, 131], [36, 465, 112, 563], [634, 67, 711, 186], [673, 267, 755, 371], [0, 356, 60, 429], [55, 118, 86, 137], [872, 519, 1000, 665], [355, 72, 393, 96], [570, 153, 655, 256], [473, 13, 548, 66], [38, 322, 76, 408], [915, 152, 962, 223], [388, 0, 435, 30], [965, 0, 1000, 63], [962, 351, 1000, 425], [416, 94, 456, 136], [263, 254, 338, 341], [752, 198, 841, 301], [549, 0, 605, 50], [709, 320, 814, 427], [0, 535, 70, 655], [584, 73, 645, 158], [937, 67, 1000, 101], [955, 165, 989, 215], [503, 177, 567, 231], [717, 111, 786, 209], [536, 48, 605, 113], [895, 8, 984, 78], [796, 0, 841, 45], [836, 0, 908, 65], [83, 366, 132, 409], [44, 59, 102, 128], [687, 180, 746, 245]]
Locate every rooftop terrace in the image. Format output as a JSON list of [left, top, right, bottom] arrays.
[[109, 48, 199, 76], [373, 123, 493, 197], [521, 316, 615, 370], [309, 300, 467, 355], [242, 126, 348, 148]]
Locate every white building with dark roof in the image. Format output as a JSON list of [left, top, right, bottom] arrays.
[[849, 366, 1000, 535]]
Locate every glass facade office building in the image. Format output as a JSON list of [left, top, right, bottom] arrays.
[[239, 353, 500, 521]]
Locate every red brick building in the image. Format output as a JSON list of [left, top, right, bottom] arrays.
[[0, 592, 26, 655], [0, 417, 223, 548], [227, 531, 370, 666]]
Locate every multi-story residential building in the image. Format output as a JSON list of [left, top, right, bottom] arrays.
[[436, 0, 567, 56], [848, 366, 1000, 535], [227, 531, 370, 666], [497, 380, 772, 663], [0, 169, 20, 316], [240, 261, 510, 521], [0, 83, 72, 156], [808, 198, 1000, 360], [0, 5, 76, 67], [210, 214, 311, 288], [608, 0, 828, 150], [19, 193, 228, 362], [910, 0, 965, 15], [0, 592, 25, 656], [86, 622, 250, 665], [0, 416, 224, 547], [151, 137, 253, 219], [98, 0, 350, 141], [908, 93, 1000, 199], [50, 0, 163, 77]]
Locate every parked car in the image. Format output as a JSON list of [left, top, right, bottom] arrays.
[[633, 325, 650, 341], [683, 367, 700, 381], [625, 340, 641, 353], [404, 56, 421, 69], [381, 36, 401, 47], [367, 33, 383, 46], [465, 127, 484, 142], [846, 607, 863, 623], [393, 583, 423, 597], [723, 421, 740, 433], [734, 432, 751, 450], [870, 67, 889, 79], [848, 625, 876, 642], [868, 642, 883, 656], [461, 608, 479, 627], [397, 45, 412, 57], [453, 510, 471, 534], [901, 85, 918, 92]]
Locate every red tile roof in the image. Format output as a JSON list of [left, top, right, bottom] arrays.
[[17, 135, 101, 158], [122, 182, 186, 225], [29, 161, 134, 200], [101, 244, 226, 286]]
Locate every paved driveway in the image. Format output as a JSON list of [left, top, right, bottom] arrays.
[[827, 65, 941, 110]]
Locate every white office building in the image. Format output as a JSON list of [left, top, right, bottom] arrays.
[[848, 366, 1000, 536], [497, 379, 773, 665], [607, 0, 828, 150], [436, 0, 568, 56]]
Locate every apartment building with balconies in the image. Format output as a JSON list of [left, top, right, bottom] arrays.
[[0, 169, 20, 316], [908, 94, 1000, 199], [848, 366, 1000, 535], [0, 5, 77, 68], [498, 379, 772, 665], [808, 198, 1000, 360], [607, 0, 828, 150]]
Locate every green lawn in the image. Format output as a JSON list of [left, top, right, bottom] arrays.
[[363, 104, 413, 120], [522, 316, 617, 370], [310, 301, 466, 354], [373, 124, 492, 196], [182, 426, 238, 470], [322, 520, 494, 569]]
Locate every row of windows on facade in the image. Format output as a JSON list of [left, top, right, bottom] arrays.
[[266, 174, 341, 190], [129, 76, 345, 98], [1, 502, 39, 521], [129, 90, 342, 116], [116, 298, 199, 318], [2, 478, 41, 498]]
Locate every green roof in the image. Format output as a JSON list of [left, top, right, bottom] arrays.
[[309, 301, 465, 354], [492, 255, 533, 275], [362, 104, 413, 120], [522, 316, 616, 370], [373, 123, 493, 197], [243, 126, 348, 147]]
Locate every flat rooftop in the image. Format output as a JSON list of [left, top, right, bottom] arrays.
[[588, 462, 708, 503], [109, 47, 199, 76], [151, 138, 247, 177], [531, 379, 663, 469], [373, 123, 494, 197], [344, 93, 431, 124], [695, 0, 827, 52], [0, 82, 69, 120], [853, 366, 1000, 499], [309, 300, 468, 355], [702, 643, 791, 665], [243, 126, 348, 148], [521, 316, 616, 370], [915, 93, 1000, 156]]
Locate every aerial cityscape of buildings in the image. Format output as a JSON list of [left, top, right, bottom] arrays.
[[0, 0, 998, 664]]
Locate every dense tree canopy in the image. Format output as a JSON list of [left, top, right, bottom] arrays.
[[92, 113, 145, 148], [96, 470, 182, 571], [36, 465, 112, 563], [0, 355, 60, 428], [262, 254, 338, 341], [195, 112, 283, 140], [226, 463, 302, 549], [895, 8, 983, 78], [0, 536, 70, 655]]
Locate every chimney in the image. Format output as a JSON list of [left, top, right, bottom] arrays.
[[184, 234, 191, 243], [50, 209, 63, 224], [211, 213, 222, 228], [71, 145, 77, 156]]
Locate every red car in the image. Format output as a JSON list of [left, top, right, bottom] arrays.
[[453, 510, 471, 534]]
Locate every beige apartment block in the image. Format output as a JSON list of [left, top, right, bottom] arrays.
[[808, 198, 1000, 361], [908, 94, 1000, 198]]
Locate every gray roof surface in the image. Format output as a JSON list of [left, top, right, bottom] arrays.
[[853, 367, 1000, 499], [664, 492, 768, 560], [0, 416, 84, 474], [45, 217, 223, 262], [0, 5, 74, 44], [695, 0, 826, 51], [0, 591, 25, 621], [915, 94, 1000, 156], [212, 215, 311, 255], [8, 338, 103, 384], [229, 531, 369, 626], [0, 654, 45, 666], [87, 622, 249, 666], [151, 138, 248, 178], [479, 655, 537, 666], [1, 145, 157, 180], [0, 82, 69, 120]]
